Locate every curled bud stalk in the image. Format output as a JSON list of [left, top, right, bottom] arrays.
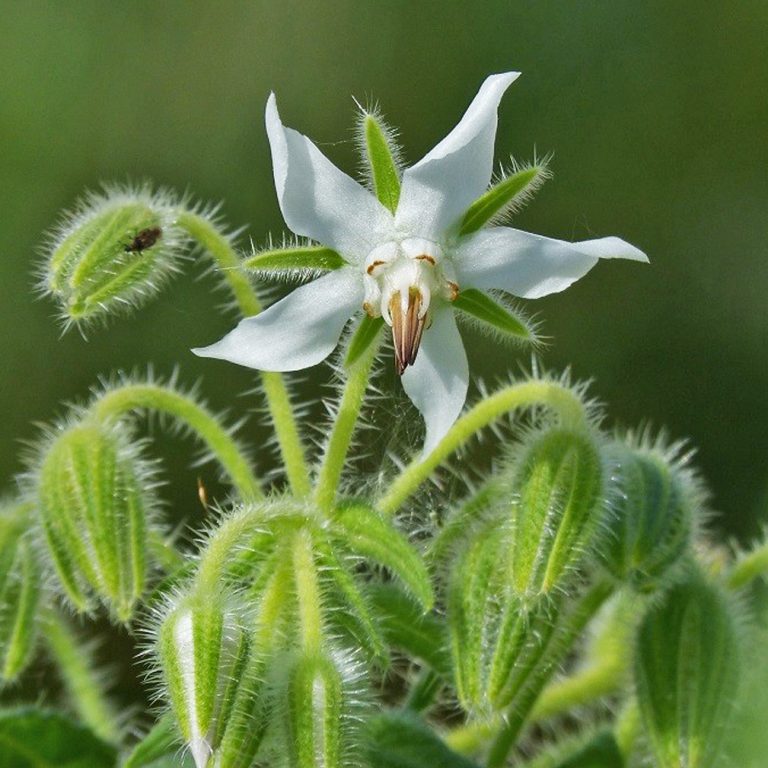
[[602, 437, 698, 591], [40, 185, 187, 329], [0, 500, 40, 684], [156, 591, 251, 768], [31, 418, 161, 621], [447, 427, 604, 713], [635, 568, 741, 768]]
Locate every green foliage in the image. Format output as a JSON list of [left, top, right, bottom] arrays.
[[635, 568, 741, 768], [453, 288, 536, 343], [359, 109, 402, 212], [0, 708, 117, 768]]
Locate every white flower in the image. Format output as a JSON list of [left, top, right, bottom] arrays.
[[194, 72, 647, 453]]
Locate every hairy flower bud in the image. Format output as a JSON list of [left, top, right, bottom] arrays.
[[635, 570, 740, 768], [157, 592, 251, 768], [602, 441, 695, 591], [34, 419, 159, 621], [0, 500, 40, 683], [448, 427, 604, 713], [41, 185, 186, 328]]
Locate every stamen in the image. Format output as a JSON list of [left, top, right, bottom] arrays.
[[389, 288, 428, 375], [414, 254, 436, 266], [366, 260, 386, 275]]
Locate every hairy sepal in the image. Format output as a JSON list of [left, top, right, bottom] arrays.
[[453, 289, 537, 344], [243, 241, 346, 275], [357, 108, 402, 212]]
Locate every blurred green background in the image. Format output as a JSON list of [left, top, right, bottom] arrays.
[[1, 1, 766, 538]]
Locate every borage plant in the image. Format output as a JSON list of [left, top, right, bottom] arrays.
[[1, 72, 765, 768]]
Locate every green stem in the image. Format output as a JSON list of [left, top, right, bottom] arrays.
[[727, 538, 768, 589], [176, 211, 310, 497], [404, 667, 443, 713], [43, 609, 120, 745], [89, 382, 262, 500], [293, 529, 324, 652], [378, 380, 587, 516], [314, 329, 381, 513], [614, 700, 641, 760], [485, 579, 614, 768]]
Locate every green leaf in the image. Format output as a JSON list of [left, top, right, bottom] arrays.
[[520, 729, 624, 768], [363, 711, 480, 768], [243, 244, 345, 272], [453, 289, 534, 341], [0, 708, 117, 768], [459, 164, 549, 235], [367, 584, 451, 678], [362, 112, 401, 212], [332, 504, 434, 610], [344, 315, 385, 369]]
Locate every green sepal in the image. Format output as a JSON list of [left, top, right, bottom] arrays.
[[0, 502, 40, 683], [332, 503, 434, 610], [286, 653, 344, 768], [635, 568, 740, 768], [363, 711, 481, 768], [459, 163, 549, 236], [0, 707, 117, 768], [367, 584, 451, 679], [243, 244, 346, 273], [362, 112, 401, 212], [453, 288, 535, 342], [344, 315, 385, 370]]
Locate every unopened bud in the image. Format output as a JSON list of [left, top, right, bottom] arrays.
[[0, 500, 40, 683], [635, 570, 740, 768], [42, 186, 186, 327], [602, 441, 694, 591], [157, 592, 250, 768], [34, 420, 158, 621]]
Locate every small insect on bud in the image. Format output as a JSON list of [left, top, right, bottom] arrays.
[[33, 419, 159, 622], [0, 500, 40, 684], [448, 427, 604, 713], [41, 185, 187, 328], [601, 441, 695, 591], [635, 569, 740, 768], [157, 592, 251, 768]]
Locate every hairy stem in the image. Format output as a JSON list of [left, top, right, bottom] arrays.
[[378, 380, 587, 516], [89, 382, 262, 500], [176, 211, 310, 497], [727, 539, 768, 589], [43, 609, 120, 745], [314, 329, 382, 513], [485, 579, 614, 768], [293, 529, 324, 652]]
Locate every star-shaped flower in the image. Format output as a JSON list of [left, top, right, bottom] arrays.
[[194, 72, 647, 452]]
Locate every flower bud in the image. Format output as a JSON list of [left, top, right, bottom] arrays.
[[284, 650, 359, 768], [635, 570, 740, 768], [0, 500, 40, 683], [602, 442, 694, 591], [42, 186, 186, 327], [504, 428, 604, 597], [34, 420, 158, 621], [448, 427, 604, 713], [157, 592, 251, 768]]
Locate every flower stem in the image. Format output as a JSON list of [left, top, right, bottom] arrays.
[[88, 382, 262, 501], [485, 579, 614, 768], [378, 380, 587, 516], [727, 538, 768, 589], [43, 608, 120, 745], [314, 327, 382, 514], [176, 210, 310, 497]]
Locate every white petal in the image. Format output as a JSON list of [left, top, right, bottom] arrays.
[[266, 93, 394, 261], [395, 72, 521, 240], [401, 307, 469, 456], [192, 269, 363, 371], [455, 228, 648, 299]]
